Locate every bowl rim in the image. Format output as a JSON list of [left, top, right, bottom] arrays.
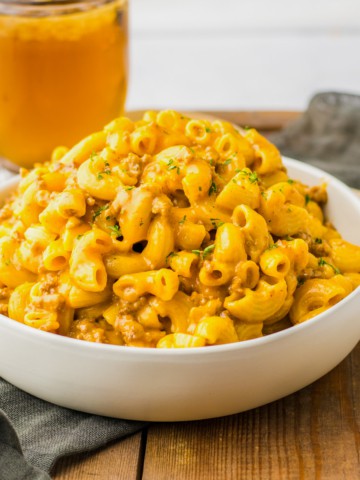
[[0, 156, 359, 357]]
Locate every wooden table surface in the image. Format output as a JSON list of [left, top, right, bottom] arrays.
[[52, 111, 360, 480]]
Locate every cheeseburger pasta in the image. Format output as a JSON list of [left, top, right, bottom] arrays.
[[0, 111, 359, 348]]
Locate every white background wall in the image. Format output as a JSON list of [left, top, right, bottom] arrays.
[[127, 0, 360, 111]]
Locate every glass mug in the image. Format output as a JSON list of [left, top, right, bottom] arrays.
[[0, 0, 128, 168]]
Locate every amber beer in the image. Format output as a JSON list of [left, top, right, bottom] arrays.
[[0, 0, 128, 168]]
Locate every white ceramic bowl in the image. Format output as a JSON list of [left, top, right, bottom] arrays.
[[0, 157, 359, 422]]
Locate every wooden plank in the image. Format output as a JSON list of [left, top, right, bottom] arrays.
[[126, 110, 301, 132], [199, 110, 301, 131], [52, 431, 144, 480], [142, 344, 360, 480]]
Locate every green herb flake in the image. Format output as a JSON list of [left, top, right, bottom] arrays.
[[108, 224, 122, 237], [248, 172, 259, 184], [243, 125, 251, 130], [166, 251, 178, 264], [318, 257, 340, 274], [90, 151, 97, 162], [223, 158, 232, 166], [106, 215, 112, 221], [125, 186, 135, 191], [76, 234, 83, 240], [305, 194, 311, 205], [92, 204, 109, 222], [203, 244, 215, 259], [205, 127, 212, 133], [267, 244, 278, 250], [287, 179, 294, 184], [191, 249, 201, 256], [97, 173, 103, 180], [209, 159, 214, 166], [179, 215, 187, 225], [208, 181, 217, 196], [210, 218, 224, 229], [315, 238, 323, 244], [189, 148, 195, 154], [297, 277, 305, 287]]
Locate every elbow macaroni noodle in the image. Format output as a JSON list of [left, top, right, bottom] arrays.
[[0, 111, 359, 348]]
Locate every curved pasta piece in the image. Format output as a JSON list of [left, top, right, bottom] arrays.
[[141, 216, 174, 269], [149, 291, 192, 333], [113, 269, 179, 302], [157, 333, 206, 348], [290, 275, 354, 324], [224, 276, 287, 323], [329, 238, 360, 273], [60, 131, 107, 167], [244, 128, 283, 174], [77, 158, 123, 201], [216, 168, 261, 211], [232, 204, 270, 262], [8, 282, 34, 323], [195, 315, 238, 345]]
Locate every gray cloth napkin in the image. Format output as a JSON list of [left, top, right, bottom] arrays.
[[1, 91, 360, 480], [0, 379, 147, 479], [269, 91, 360, 188]]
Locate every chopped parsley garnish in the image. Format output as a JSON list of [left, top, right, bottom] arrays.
[[210, 218, 224, 229], [205, 127, 212, 133], [179, 215, 187, 225], [318, 257, 340, 274], [314, 238, 323, 244], [92, 204, 109, 222], [223, 158, 232, 166], [189, 147, 195, 154], [297, 277, 305, 287], [125, 186, 135, 191], [191, 249, 201, 256], [243, 125, 251, 130], [267, 244, 278, 250], [76, 234, 83, 240], [167, 159, 180, 174], [208, 181, 217, 196], [203, 244, 215, 259], [97, 160, 111, 180], [287, 179, 294, 184], [305, 194, 311, 205], [248, 172, 259, 184], [108, 224, 122, 237], [234, 169, 259, 184], [209, 159, 215, 166], [166, 251, 178, 264], [90, 151, 97, 162]]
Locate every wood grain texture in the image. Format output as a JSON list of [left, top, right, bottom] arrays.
[[142, 344, 360, 480], [52, 432, 144, 480], [126, 110, 300, 132]]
